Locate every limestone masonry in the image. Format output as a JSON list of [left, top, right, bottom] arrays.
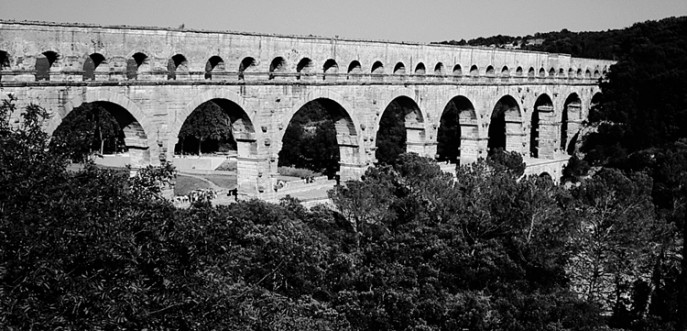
[[0, 20, 614, 198]]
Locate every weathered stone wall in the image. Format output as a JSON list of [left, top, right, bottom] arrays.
[[0, 21, 614, 198]]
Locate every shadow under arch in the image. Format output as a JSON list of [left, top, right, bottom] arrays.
[[488, 95, 523, 155], [278, 97, 362, 180], [49, 98, 151, 167], [437, 95, 479, 164], [375, 93, 426, 164], [280, 91, 363, 179]]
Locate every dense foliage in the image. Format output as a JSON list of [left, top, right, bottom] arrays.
[[176, 101, 236, 155], [50, 102, 125, 162], [278, 100, 340, 178], [1, 96, 679, 329]]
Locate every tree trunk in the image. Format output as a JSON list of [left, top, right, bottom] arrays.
[[198, 139, 202, 156], [99, 130, 104, 155]]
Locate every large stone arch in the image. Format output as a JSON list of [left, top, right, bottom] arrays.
[[561, 92, 583, 155], [530, 93, 555, 158], [47, 90, 154, 167], [171, 89, 254, 144], [173, 89, 263, 196], [278, 89, 365, 180], [374, 88, 429, 162], [488, 94, 524, 155], [436, 95, 481, 164]]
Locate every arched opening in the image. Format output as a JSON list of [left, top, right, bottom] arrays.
[[538, 68, 546, 78], [437, 96, 478, 164], [527, 67, 535, 80], [558, 68, 565, 77], [590, 92, 603, 120], [501, 66, 510, 76], [174, 99, 253, 157], [548, 67, 556, 77], [516, 66, 523, 76], [205, 56, 225, 80], [269, 57, 287, 80], [279, 98, 358, 179], [35, 51, 58, 81], [593, 69, 600, 78], [434, 62, 445, 75], [469, 65, 479, 76], [585, 69, 592, 78], [452, 64, 462, 76], [415, 63, 426, 75], [238, 57, 256, 80], [568, 68, 574, 78], [0, 50, 8, 69], [371, 61, 384, 80], [167, 54, 188, 80], [50, 101, 149, 166], [83, 53, 105, 81], [126, 52, 148, 80], [485, 65, 495, 76], [488, 95, 521, 155], [393, 62, 406, 74], [375, 96, 424, 164], [296, 57, 314, 79], [0, 51, 8, 81], [530, 94, 554, 158], [348, 60, 362, 75], [323, 59, 338, 75], [562, 93, 582, 155]]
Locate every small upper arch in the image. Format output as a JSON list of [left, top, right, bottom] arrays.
[[485, 65, 495, 76], [515, 66, 523, 76], [205, 56, 225, 79], [126, 52, 149, 80], [538, 67, 546, 78], [238, 57, 257, 80], [36, 50, 59, 81], [371, 61, 384, 74], [269, 56, 287, 79], [83, 53, 106, 81], [393, 62, 406, 74], [414, 62, 426, 75], [434, 62, 445, 75], [548, 67, 556, 77], [167, 54, 189, 80], [348, 60, 362, 74], [452, 64, 462, 76], [0, 50, 10, 69], [501, 66, 510, 76], [469, 65, 479, 76], [323, 59, 338, 74]]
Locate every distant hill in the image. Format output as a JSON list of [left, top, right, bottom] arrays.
[[434, 16, 687, 60]]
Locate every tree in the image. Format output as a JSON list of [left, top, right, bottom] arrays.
[[50, 103, 125, 162], [278, 101, 340, 177], [176, 101, 235, 155]]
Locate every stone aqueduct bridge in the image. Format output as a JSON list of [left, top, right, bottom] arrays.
[[0, 21, 614, 198]]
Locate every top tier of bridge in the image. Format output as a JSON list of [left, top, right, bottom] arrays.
[[0, 20, 614, 84]]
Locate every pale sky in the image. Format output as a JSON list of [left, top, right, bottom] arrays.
[[1, 0, 686, 43]]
